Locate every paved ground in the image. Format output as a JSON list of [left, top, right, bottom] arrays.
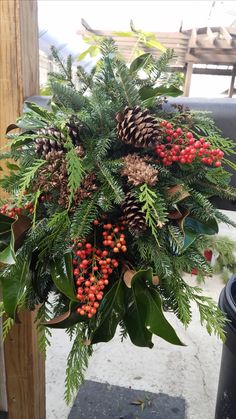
[[46, 212, 236, 419]]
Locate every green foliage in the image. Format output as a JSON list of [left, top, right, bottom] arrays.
[[71, 193, 99, 239], [66, 148, 84, 206], [92, 279, 126, 344], [138, 184, 168, 243], [2, 316, 14, 341], [35, 303, 52, 355], [0, 34, 235, 403], [18, 159, 46, 201], [64, 324, 93, 404]]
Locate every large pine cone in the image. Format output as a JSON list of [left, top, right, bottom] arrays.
[[122, 192, 147, 234], [116, 106, 162, 148], [35, 127, 65, 158]]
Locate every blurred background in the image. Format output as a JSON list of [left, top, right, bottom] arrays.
[[38, 0, 236, 97]]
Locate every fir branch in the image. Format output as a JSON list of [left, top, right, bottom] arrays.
[[167, 225, 184, 254], [115, 60, 140, 106], [71, 193, 99, 239], [66, 148, 84, 206], [50, 81, 88, 111], [98, 162, 124, 204], [64, 324, 92, 405]]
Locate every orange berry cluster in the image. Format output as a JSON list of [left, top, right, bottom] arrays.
[[0, 202, 33, 218], [155, 120, 224, 167], [73, 221, 127, 318]]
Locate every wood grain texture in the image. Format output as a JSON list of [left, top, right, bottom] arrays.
[[4, 311, 45, 419], [0, 318, 8, 412], [0, 1, 45, 418]]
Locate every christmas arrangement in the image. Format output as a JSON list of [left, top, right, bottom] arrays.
[[1, 38, 236, 403]]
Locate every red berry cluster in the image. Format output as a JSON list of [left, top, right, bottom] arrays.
[[0, 202, 33, 218], [73, 221, 127, 318], [154, 121, 224, 167]]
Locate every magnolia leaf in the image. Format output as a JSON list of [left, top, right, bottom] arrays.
[[129, 53, 151, 74], [124, 269, 153, 348], [0, 246, 15, 265], [50, 253, 77, 301], [183, 217, 219, 249], [5, 124, 18, 134], [139, 85, 183, 101], [168, 209, 183, 220], [11, 215, 31, 251], [1, 258, 30, 318], [92, 279, 125, 344], [123, 269, 136, 288], [166, 185, 190, 202], [146, 288, 184, 346], [130, 270, 183, 346], [44, 305, 85, 329], [177, 209, 190, 230]]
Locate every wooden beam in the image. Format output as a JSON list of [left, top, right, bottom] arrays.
[[0, 318, 7, 413], [229, 65, 236, 98], [4, 312, 45, 419], [0, 1, 45, 418], [183, 62, 193, 97]]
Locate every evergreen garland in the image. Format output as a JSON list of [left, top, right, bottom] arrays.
[[0, 36, 236, 403]]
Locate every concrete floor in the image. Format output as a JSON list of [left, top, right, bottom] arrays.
[[46, 212, 236, 419]]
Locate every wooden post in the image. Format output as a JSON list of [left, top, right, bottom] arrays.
[[229, 65, 236, 98], [0, 1, 45, 419], [183, 62, 193, 97]]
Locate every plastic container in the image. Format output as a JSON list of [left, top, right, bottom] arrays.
[[215, 275, 236, 419]]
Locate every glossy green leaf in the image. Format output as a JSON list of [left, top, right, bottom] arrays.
[[130, 53, 151, 74], [50, 253, 77, 301], [146, 288, 184, 345], [139, 85, 183, 101], [92, 279, 125, 344], [124, 269, 153, 348], [183, 217, 218, 249], [0, 214, 15, 262], [0, 246, 15, 265], [1, 258, 29, 318]]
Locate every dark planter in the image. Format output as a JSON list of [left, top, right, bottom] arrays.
[[215, 275, 236, 419]]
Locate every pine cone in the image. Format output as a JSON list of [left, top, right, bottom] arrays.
[[116, 106, 162, 148], [122, 192, 147, 234], [122, 154, 158, 186], [35, 127, 65, 158], [32, 150, 69, 206], [66, 115, 83, 147], [74, 173, 98, 204]]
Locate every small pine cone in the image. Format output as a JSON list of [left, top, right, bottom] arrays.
[[122, 192, 147, 234], [116, 106, 162, 148], [35, 126, 65, 158], [66, 115, 83, 147], [122, 153, 158, 186], [75, 173, 98, 204], [75, 145, 85, 158]]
